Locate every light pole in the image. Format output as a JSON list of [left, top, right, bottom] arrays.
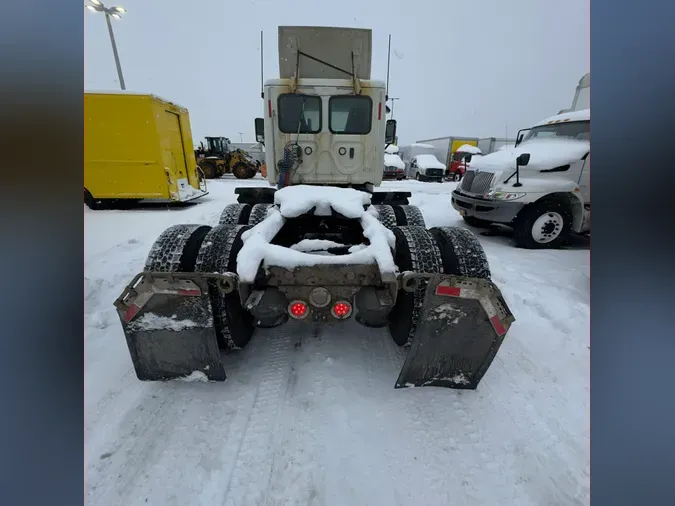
[[388, 97, 400, 119], [238, 132, 244, 143], [86, 1, 127, 90]]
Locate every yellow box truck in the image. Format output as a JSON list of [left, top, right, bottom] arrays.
[[84, 92, 207, 209]]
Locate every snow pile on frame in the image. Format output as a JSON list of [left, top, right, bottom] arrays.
[[236, 186, 396, 282]]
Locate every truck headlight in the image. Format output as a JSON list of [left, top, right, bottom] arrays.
[[486, 190, 526, 200]]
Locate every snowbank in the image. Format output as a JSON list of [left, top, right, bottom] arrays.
[[236, 187, 398, 282], [456, 144, 482, 155], [384, 153, 405, 169], [414, 154, 445, 169]]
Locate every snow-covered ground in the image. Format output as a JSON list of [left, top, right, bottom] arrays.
[[85, 176, 589, 506]]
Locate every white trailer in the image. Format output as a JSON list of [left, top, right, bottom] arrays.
[[415, 136, 480, 169], [477, 137, 517, 155]]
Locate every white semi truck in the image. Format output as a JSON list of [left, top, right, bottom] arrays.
[[113, 26, 516, 390], [451, 107, 590, 249]]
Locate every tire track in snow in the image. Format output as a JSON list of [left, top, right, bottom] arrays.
[[262, 326, 327, 506], [220, 328, 294, 506]]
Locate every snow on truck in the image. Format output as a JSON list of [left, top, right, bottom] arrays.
[[113, 26, 515, 390], [416, 136, 480, 180], [451, 107, 590, 249], [383, 144, 405, 180]]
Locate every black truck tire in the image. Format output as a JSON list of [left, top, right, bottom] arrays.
[[392, 204, 426, 227], [144, 224, 213, 273], [430, 226, 491, 279], [373, 204, 397, 230], [513, 198, 573, 249], [248, 203, 275, 226], [219, 203, 252, 226], [195, 224, 254, 350], [388, 226, 444, 346]]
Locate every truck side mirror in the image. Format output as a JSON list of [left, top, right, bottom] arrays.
[[516, 153, 530, 166], [385, 119, 397, 145], [254, 118, 265, 144]]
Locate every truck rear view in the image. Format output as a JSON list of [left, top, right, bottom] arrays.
[[113, 26, 516, 391]]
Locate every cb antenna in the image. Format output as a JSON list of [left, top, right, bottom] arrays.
[[385, 34, 391, 100], [260, 30, 264, 99]]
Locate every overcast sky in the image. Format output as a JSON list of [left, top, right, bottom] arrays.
[[84, 0, 589, 145]]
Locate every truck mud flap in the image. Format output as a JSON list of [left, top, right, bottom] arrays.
[[395, 274, 515, 389], [115, 273, 225, 382]]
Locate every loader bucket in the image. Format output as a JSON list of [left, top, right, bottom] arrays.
[[395, 274, 515, 389], [114, 273, 225, 381]]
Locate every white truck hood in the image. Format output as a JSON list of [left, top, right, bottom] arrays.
[[384, 153, 405, 169], [415, 154, 445, 169], [469, 138, 589, 173]]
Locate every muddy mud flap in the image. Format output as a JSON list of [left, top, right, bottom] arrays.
[[115, 273, 226, 382], [395, 274, 515, 389]]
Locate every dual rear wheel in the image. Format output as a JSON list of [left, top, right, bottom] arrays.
[[144, 203, 492, 351]]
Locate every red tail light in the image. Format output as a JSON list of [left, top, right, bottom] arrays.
[[288, 300, 309, 319], [378, 102, 382, 120], [331, 301, 353, 319], [268, 99, 272, 118]]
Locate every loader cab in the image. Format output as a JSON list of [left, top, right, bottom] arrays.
[[205, 136, 231, 156]]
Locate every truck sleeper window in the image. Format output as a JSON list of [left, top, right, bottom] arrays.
[[278, 94, 322, 134], [329, 96, 372, 135]]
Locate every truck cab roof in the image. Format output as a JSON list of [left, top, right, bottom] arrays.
[[534, 108, 590, 127]]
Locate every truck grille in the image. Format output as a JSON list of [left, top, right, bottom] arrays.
[[460, 170, 494, 195], [425, 169, 444, 178]]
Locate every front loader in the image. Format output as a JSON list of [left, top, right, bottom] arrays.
[[112, 26, 515, 390], [195, 136, 258, 179]]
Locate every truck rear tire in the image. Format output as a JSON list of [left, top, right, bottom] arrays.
[[144, 224, 213, 273], [373, 204, 397, 230], [513, 199, 572, 249], [388, 226, 443, 346], [219, 203, 252, 226], [393, 205, 426, 227], [248, 203, 275, 226], [195, 225, 254, 350], [430, 226, 491, 279]]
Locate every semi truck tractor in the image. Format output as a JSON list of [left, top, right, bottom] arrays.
[[113, 26, 515, 390]]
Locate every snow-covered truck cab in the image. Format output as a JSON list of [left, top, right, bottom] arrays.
[[451, 108, 590, 249], [113, 26, 516, 391], [410, 154, 446, 182]]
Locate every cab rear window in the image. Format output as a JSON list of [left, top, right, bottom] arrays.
[[277, 94, 322, 134], [329, 96, 372, 135]]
